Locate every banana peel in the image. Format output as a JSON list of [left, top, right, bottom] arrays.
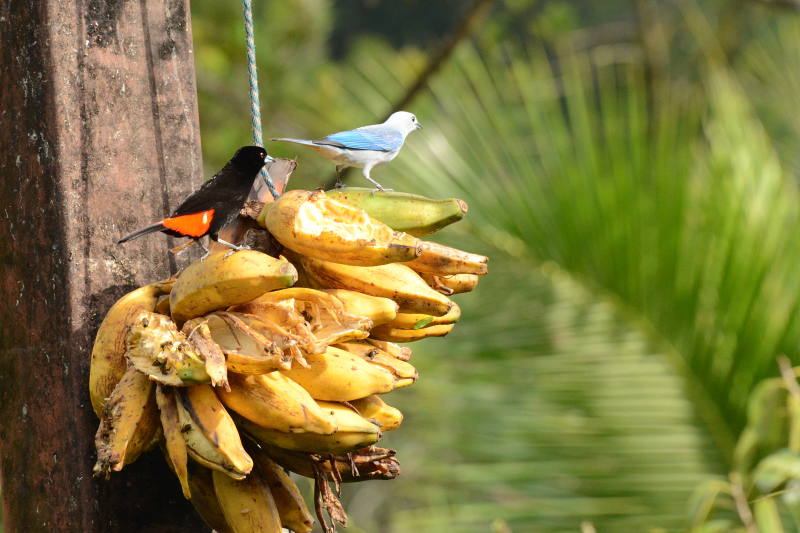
[[261, 189, 422, 266]]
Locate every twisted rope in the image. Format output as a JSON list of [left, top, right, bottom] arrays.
[[243, 0, 279, 199]]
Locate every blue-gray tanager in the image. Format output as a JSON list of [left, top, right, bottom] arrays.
[[272, 111, 423, 191]]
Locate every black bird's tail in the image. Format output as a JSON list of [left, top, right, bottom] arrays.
[[118, 221, 167, 244]]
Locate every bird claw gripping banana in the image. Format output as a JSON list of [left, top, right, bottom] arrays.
[[90, 187, 486, 532]]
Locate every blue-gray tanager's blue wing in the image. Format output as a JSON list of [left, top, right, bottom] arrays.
[[315, 127, 404, 152]]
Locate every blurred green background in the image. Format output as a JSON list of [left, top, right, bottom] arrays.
[[190, 0, 800, 531]]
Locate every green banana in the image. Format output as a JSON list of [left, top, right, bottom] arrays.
[[324, 188, 468, 237]]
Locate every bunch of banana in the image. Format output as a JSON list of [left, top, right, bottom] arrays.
[[89, 187, 485, 532]]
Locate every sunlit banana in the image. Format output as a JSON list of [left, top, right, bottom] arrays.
[[238, 400, 381, 454], [366, 339, 412, 361], [404, 241, 488, 276], [335, 341, 418, 386], [418, 271, 479, 295], [217, 371, 337, 435], [324, 187, 467, 237], [247, 441, 315, 533], [155, 385, 191, 499], [89, 279, 173, 417], [93, 366, 160, 478], [319, 289, 398, 326], [370, 322, 455, 343], [187, 463, 234, 532], [349, 395, 403, 431], [174, 385, 253, 479], [280, 345, 396, 401], [302, 256, 454, 316], [124, 311, 212, 387], [260, 189, 422, 265], [186, 314, 293, 375], [170, 250, 297, 325], [212, 467, 281, 533], [383, 302, 461, 329]]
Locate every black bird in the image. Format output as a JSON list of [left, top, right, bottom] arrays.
[[118, 146, 268, 258]]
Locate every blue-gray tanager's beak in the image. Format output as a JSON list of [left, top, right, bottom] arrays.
[[416, 122, 423, 130]]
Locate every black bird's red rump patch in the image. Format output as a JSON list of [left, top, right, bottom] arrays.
[[162, 209, 215, 237]]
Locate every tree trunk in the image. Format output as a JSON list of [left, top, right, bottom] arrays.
[[0, 0, 210, 530]]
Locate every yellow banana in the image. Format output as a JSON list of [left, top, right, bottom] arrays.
[[230, 287, 372, 348], [93, 366, 160, 478], [174, 385, 253, 479], [349, 395, 403, 431], [89, 279, 173, 417], [247, 442, 315, 533], [280, 345, 396, 401], [324, 187, 468, 237], [302, 256, 454, 316], [335, 341, 418, 385], [186, 314, 292, 375], [319, 288, 398, 326], [404, 241, 488, 276], [170, 250, 298, 325], [124, 311, 212, 387], [366, 339, 412, 361], [260, 189, 421, 266], [155, 385, 191, 499], [212, 467, 282, 533], [370, 322, 455, 343], [187, 464, 234, 532], [418, 272, 479, 295], [217, 371, 337, 435], [382, 302, 461, 329], [238, 400, 381, 454]]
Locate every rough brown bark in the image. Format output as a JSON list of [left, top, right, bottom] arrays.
[[0, 0, 209, 530]]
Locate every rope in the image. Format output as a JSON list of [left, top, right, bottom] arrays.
[[243, 0, 280, 199]]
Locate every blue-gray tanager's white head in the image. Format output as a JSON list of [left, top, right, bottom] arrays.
[[271, 111, 423, 191]]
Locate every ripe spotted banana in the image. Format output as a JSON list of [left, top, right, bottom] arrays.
[[301, 256, 454, 316], [247, 442, 315, 533], [280, 345, 396, 401], [419, 272, 479, 295], [155, 385, 191, 499], [350, 395, 403, 431], [365, 339, 412, 361], [93, 366, 160, 478], [335, 341, 418, 386], [324, 187, 467, 237], [212, 466, 281, 533], [216, 371, 337, 435], [382, 302, 461, 329], [404, 241, 488, 276], [319, 288, 398, 326], [238, 400, 381, 454], [370, 322, 455, 343], [89, 279, 174, 417], [174, 385, 253, 479], [260, 189, 422, 266], [170, 250, 298, 325]]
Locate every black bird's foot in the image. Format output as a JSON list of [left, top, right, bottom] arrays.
[[216, 238, 250, 260]]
